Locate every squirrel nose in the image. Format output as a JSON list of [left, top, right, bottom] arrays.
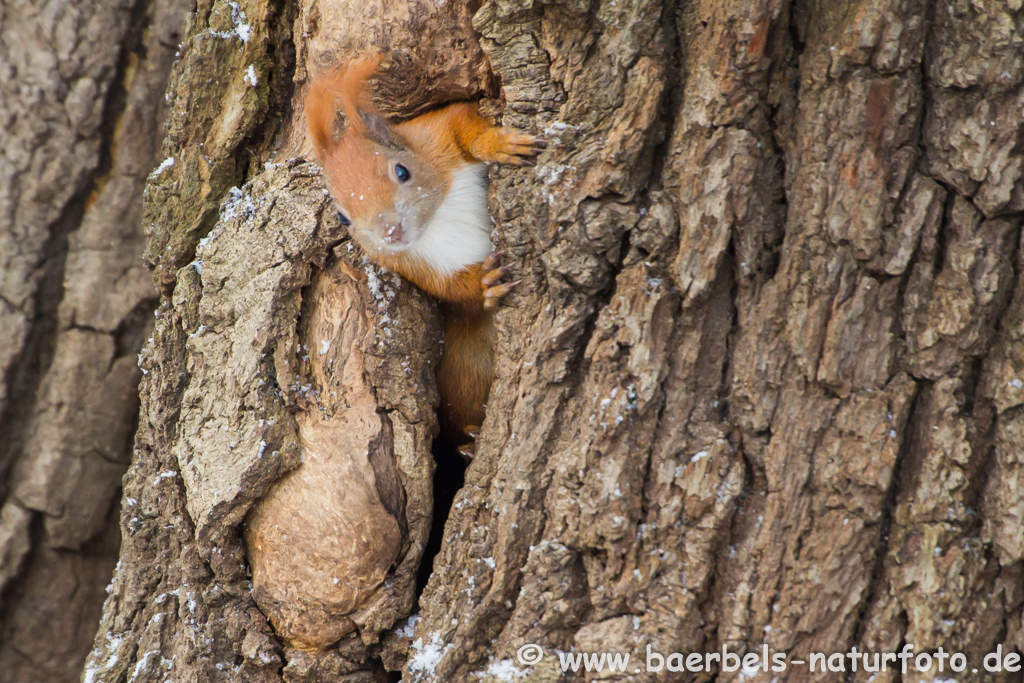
[[384, 222, 405, 244]]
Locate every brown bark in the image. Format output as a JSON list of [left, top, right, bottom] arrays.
[[0, 0, 185, 681], [84, 1, 1024, 682]]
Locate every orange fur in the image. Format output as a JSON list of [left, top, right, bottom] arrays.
[[305, 56, 384, 156], [337, 56, 384, 137], [375, 257, 487, 307], [436, 308, 495, 433], [305, 58, 542, 441], [305, 67, 342, 158]]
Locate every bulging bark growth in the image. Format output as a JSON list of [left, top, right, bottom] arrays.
[[244, 255, 436, 652]]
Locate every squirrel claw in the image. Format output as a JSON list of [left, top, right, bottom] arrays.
[[457, 425, 481, 459], [481, 264, 513, 287], [493, 130, 545, 166], [483, 250, 506, 272], [483, 281, 520, 310]]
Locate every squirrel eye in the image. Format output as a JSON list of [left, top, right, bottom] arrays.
[[336, 211, 351, 226], [394, 163, 411, 183]]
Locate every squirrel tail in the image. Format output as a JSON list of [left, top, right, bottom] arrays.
[[305, 55, 384, 158]]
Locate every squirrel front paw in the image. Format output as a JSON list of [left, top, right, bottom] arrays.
[[481, 250, 520, 310], [474, 129, 547, 166]]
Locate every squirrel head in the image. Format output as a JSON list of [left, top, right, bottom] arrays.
[[305, 57, 448, 255]]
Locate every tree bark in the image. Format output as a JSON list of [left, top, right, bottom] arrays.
[[85, 0, 1024, 682], [0, 0, 185, 681]]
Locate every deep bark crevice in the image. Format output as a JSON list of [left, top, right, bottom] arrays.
[[0, 508, 42, 613], [417, 436, 467, 598], [850, 383, 920, 645], [240, 0, 298, 175]]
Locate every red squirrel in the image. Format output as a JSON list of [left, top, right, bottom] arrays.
[[305, 57, 543, 452]]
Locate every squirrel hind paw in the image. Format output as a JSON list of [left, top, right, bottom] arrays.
[[456, 425, 482, 460]]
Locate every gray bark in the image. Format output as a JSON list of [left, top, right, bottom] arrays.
[[0, 0, 185, 681]]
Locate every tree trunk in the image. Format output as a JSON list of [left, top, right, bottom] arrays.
[[0, 0, 185, 681], [84, 0, 1024, 682]]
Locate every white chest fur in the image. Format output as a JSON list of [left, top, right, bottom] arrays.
[[408, 162, 493, 276]]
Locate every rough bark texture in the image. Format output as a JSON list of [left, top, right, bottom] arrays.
[[82, 0, 1024, 682], [0, 0, 185, 681]]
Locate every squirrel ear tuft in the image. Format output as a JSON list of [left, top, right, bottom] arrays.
[[359, 111, 407, 151], [306, 66, 347, 159], [307, 56, 409, 156]]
